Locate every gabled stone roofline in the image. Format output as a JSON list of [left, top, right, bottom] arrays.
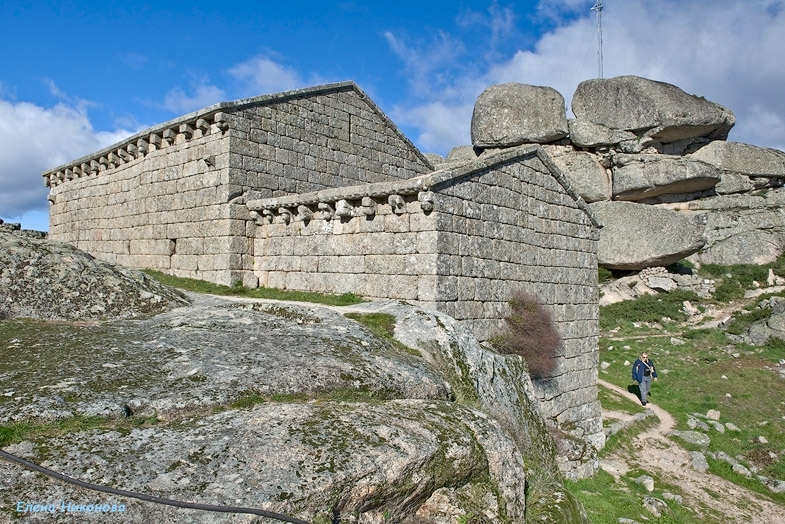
[[246, 145, 601, 227], [42, 81, 433, 187]]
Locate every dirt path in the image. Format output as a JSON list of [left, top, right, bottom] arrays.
[[598, 379, 785, 524]]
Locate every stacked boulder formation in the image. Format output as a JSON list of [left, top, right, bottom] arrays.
[[434, 75, 785, 270]]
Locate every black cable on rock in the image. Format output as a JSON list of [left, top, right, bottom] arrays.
[[0, 449, 310, 524]]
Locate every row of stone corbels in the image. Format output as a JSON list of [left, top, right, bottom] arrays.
[[245, 144, 575, 226], [43, 112, 232, 188], [247, 186, 436, 225]]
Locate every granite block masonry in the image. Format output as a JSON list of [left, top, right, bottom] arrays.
[[43, 81, 603, 477]]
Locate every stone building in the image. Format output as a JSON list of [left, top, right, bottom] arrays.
[[44, 81, 604, 473]]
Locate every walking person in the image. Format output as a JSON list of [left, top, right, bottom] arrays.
[[632, 352, 657, 405]]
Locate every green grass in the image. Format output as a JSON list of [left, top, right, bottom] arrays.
[[599, 289, 701, 331], [229, 391, 267, 409], [144, 269, 364, 306], [724, 305, 774, 335], [598, 334, 785, 505], [595, 262, 785, 513], [0, 414, 160, 447], [567, 469, 710, 524], [343, 312, 421, 356], [598, 267, 614, 283]]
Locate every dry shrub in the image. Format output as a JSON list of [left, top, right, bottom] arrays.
[[494, 290, 562, 379]]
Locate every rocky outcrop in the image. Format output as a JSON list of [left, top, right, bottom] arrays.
[[689, 140, 785, 178], [611, 154, 721, 201], [567, 118, 638, 149], [665, 190, 785, 266], [466, 75, 785, 267], [0, 290, 592, 523], [546, 146, 611, 203], [590, 201, 707, 270], [0, 234, 596, 522], [0, 231, 187, 320], [471, 83, 568, 148], [571, 75, 735, 143], [743, 296, 785, 346]]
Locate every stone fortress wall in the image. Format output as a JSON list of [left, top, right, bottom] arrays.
[[44, 81, 605, 478], [245, 146, 603, 463], [46, 83, 433, 286]]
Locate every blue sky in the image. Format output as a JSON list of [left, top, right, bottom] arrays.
[[2, 0, 785, 231]]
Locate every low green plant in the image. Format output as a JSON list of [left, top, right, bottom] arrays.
[[230, 391, 267, 409], [343, 312, 420, 356], [144, 270, 364, 306], [724, 304, 772, 335], [699, 262, 769, 286], [0, 414, 160, 447], [769, 252, 785, 277], [456, 513, 491, 524], [599, 289, 701, 331], [598, 267, 614, 283], [492, 290, 561, 379]]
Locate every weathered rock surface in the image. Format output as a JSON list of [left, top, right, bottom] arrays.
[[546, 147, 611, 203], [590, 201, 707, 270], [611, 154, 721, 201], [671, 191, 785, 265], [567, 118, 638, 148], [743, 296, 785, 346], [698, 229, 785, 266], [471, 83, 568, 148], [714, 172, 756, 195], [689, 140, 785, 177], [0, 231, 187, 321], [446, 145, 479, 162], [571, 76, 735, 143], [0, 291, 591, 523]]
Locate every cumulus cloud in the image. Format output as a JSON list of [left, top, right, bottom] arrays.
[[162, 82, 226, 114], [228, 55, 306, 97], [391, 101, 476, 154], [387, 0, 785, 155], [0, 99, 133, 223], [384, 31, 467, 98]]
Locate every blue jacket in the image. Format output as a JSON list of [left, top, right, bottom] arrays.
[[632, 358, 657, 383]]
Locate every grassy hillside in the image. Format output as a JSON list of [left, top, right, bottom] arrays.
[[569, 258, 785, 523]]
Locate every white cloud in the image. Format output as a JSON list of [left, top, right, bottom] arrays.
[[387, 0, 785, 155], [392, 101, 475, 154], [384, 30, 467, 99], [162, 83, 226, 114], [0, 99, 133, 224], [228, 55, 305, 97]]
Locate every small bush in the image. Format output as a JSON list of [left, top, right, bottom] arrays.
[[769, 252, 785, 277], [493, 291, 562, 379], [598, 267, 614, 283]]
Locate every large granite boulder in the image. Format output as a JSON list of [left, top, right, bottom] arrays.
[[590, 201, 707, 270], [545, 147, 611, 202], [688, 140, 785, 177], [678, 192, 785, 265], [571, 76, 735, 143], [567, 118, 638, 148], [698, 229, 785, 266], [471, 83, 568, 148], [0, 231, 187, 320], [611, 154, 721, 201]]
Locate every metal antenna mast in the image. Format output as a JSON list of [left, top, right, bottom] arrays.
[[591, 1, 604, 78]]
